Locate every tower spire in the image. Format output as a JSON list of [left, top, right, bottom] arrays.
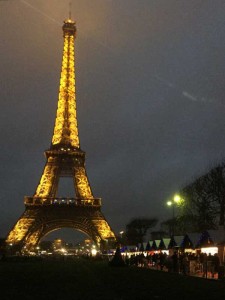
[[69, 1, 72, 20], [51, 17, 79, 149]]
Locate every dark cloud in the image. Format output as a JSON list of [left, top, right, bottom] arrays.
[[0, 0, 225, 242]]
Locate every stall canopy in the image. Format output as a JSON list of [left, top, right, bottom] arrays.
[[168, 236, 177, 249], [208, 229, 225, 245], [158, 239, 166, 250], [162, 238, 171, 250], [174, 235, 185, 247], [145, 241, 151, 251], [151, 239, 161, 250], [151, 240, 157, 250], [159, 238, 171, 250], [155, 239, 161, 249], [196, 231, 214, 248], [186, 233, 200, 249], [126, 245, 137, 252], [180, 234, 194, 249], [139, 243, 145, 252]]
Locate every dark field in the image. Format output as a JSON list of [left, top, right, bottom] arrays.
[[0, 257, 225, 300]]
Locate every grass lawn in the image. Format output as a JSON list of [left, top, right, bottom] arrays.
[[0, 257, 225, 300]]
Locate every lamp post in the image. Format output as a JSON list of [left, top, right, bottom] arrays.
[[119, 231, 124, 239], [167, 194, 182, 236], [119, 231, 124, 247]]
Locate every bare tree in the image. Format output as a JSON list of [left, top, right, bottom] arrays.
[[173, 162, 225, 233], [206, 163, 225, 225]]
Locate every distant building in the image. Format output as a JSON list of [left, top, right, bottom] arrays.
[[53, 239, 65, 250]]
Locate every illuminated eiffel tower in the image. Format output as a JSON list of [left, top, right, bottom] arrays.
[[6, 18, 116, 252]]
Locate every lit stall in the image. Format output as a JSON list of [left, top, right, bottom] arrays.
[[196, 231, 217, 255], [161, 238, 170, 255], [180, 234, 194, 253]]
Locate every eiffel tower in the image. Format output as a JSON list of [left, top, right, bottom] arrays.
[[6, 18, 116, 252]]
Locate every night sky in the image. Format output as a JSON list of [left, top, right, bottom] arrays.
[[0, 0, 225, 243]]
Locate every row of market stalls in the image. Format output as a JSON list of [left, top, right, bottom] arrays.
[[121, 229, 225, 262]]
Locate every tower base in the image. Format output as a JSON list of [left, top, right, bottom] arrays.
[[6, 200, 116, 253]]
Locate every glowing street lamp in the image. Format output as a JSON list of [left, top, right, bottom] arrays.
[[166, 194, 183, 236], [119, 231, 124, 239], [119, 231, 125, 247], [174, 194, 182, 203]]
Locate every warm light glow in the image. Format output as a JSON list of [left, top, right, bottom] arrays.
[[75, 167, 94, 199], [6, 218, 35, 244], [92, 220, 116, 239], [174, 194, 181, 203], [201, 247, 218, 255], [166, 194, 183, 208], [91, 249, 97, 256], [52, 28, 79, 148], [34, 157, 58, 197]]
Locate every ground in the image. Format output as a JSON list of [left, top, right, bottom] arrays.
[[0, 256, 225, 300]]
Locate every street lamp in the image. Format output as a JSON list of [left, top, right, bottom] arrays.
[[166, 194, 182, 236], [119, 231, 124, 239], [119, 231, 124, 247]]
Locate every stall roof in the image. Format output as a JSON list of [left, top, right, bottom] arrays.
[[186, 233, 200, 248], [158, 239, 166, 250], [173, 235, 185, 247], [162, 238, 171, 249], [155, 239, 161, 248], [142, 242, 147, 250], [126, 245, 137, 251], [145, 241, 151, 251], [196, 231, 214, 248], [208, 229, 225, 245], [180, 234, 194, 249]]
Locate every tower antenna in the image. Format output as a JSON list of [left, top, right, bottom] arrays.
[[69, 1, 72, 19]]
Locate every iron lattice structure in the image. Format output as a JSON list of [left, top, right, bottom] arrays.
[[6, 19, 116, 252]]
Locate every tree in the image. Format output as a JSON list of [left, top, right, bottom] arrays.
[[180, 176, 217, 231], [125, 217, 158, 245], [206, 163, 225, 225], [169, 162, 225, 234]]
